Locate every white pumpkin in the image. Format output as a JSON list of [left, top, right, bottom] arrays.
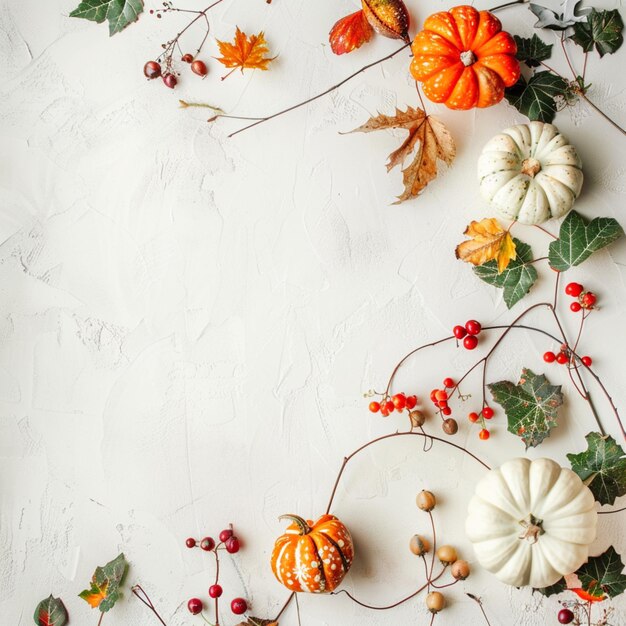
[[478, 121, 583, 225], [466, 458, 597, 588]]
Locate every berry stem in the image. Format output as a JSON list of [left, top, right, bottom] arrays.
[[467, 593, 493, 626], [427, 511, 437, 592], [213, 546, 221, 626]]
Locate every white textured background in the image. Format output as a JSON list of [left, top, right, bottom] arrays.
[[2, 0, 626, 624]]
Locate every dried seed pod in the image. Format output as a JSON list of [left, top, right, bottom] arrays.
[[409, 409, 426, 427], [442, 418, 458, 435], [362, 0, 411, 42], [409, 534, 431, 556], [416, 490, 436, 512]]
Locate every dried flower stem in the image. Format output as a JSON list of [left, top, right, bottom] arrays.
[[132, 585, 168, 626]]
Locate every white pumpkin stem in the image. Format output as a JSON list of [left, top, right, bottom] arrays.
[[460, 50, 476, 66], [279, 514, 311, 535], [518, 514, 545, 544], [521, 157, 542, 178]]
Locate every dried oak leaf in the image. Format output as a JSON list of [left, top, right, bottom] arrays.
[[236, 619, 278, 626], [456, 218, 517, 273], [216, 27, 275, 78], [350, 106, 456, 203]]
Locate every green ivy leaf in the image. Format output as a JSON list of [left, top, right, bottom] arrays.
[[567, 432, 626, 506], [70, 0, 143, 36], [34, 595, 68, 626], [505, 72, 569, 123], [488, 368, 563, 449], [548, 211, 624, 271], [577, 547, 626, 598], [79, 553, 128, 612], [570, 9, 624, 57], [473, 239, 538, 309], [514, 34, 553, 67], [534, 578, 567, 597]]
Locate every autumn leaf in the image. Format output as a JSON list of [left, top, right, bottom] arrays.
[[349, 106, 456, 203], [456, 218, 517, 273], [236, 618, 278, 626], [79, 553, 128, 612], [33, 595, 68, 626], [216, 27, 275, 78]]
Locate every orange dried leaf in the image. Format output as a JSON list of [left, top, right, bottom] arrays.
[[350, 106, 456, 203], [329, 10, 374, 55], [456, 218, 517, 273], [216, 27, 275, 77]]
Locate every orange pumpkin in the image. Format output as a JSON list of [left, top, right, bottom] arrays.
[[270, 514, 354, 593], [410, 5, 520, 110]]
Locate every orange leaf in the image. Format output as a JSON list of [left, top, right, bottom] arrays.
[[455, 218, 517, 273], [79, 582, 108, 609], [216, 27, 275, 78], [349, 106, 456, 203], [329, 10, 374, 55]]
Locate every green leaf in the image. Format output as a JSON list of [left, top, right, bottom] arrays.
[[473, 238, 538, 309], [548, 211, 624, 271], [567, 432, 626, 506], [570, 9, 624, 57], [34, 595, 68, 626], [534, 578, 567, 597], [514, 34, 553, 67], [505, 72, 568, 123], [488, 368, 563, 449], [577, 547, 626, 598], [79, 553, 128, 612], [70, 0, 143, 36]]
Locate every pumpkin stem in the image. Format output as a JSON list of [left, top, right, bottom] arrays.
[[521, 157, 542, 178], [460, 51, 476, 67], [279, 514, 312, 535], [518, 514, 545, 544]]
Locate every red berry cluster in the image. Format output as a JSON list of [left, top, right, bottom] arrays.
[[565, 282, 597, 312], [369, 392, 418, 417], [143, 55, 208, 89], [544, 346, 592, 368], [453, 320, 482, 350], [429, 379, 458, 434], [185, 526, 248, 619], [467, 406, 493, 441]]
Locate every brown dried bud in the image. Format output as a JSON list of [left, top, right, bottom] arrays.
[[416, 490, 436, 512], [409, 410, 426, 427], [451, 559, 470, 580], [409, 534, 430, 556], [442, 418, 458, 435]]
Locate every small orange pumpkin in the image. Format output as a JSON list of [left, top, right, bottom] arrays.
[[270, 514, 354, 593], [410, 5, 520, 110]]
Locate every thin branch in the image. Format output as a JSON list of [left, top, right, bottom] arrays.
[[467, 593, 492, 626], [132, 585, 168, 625]]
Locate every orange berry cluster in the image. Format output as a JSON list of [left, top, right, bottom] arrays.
[[467, 406, 494, 440]]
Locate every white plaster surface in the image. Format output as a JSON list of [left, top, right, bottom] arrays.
[[1, 0, 626, 624]]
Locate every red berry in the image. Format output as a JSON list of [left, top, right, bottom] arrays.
[[463, 335, 478, 350], [209, 585, 223, 598], [443, 377, 455, 388], [200, 537, 215, 551], [581, 356, 592, 367], [162, 73, 177, 88], [435, 390, 448, 402], [570, 301, 582, 312], [478, 429, 490, 440], [558, 608, 574, 624], [231, 598, 248, 615], [482, 406, 494, 419], [219, 529, 233, 542], [430, 389, 438, 403], [383, 401, 395, 413], [191, 60, 208, 76], [380, 406, 390, 417], [369, 401, 381, 413], [185, 537, 196, 548], [556, 352, 568, 364], [543, 351, 556, 363], [437, 400, 449, 409], [392, 394, 407, 411], [468, 412, 479, 423], [565, 282, 583, 297], [465, 320, 482, 336], [182, 53, 194, 63], [406, 395, 418, 409], [582, 292, 597, 308], [453, 325, 467, 339], [143, 60, 161, 79], [188, 598, 203, 615], [442, 406, 452, 416], [225, 536, 240, 553]]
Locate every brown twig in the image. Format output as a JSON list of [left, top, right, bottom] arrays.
[[467, 593, 493, 626], [132, 585, 168, 626]]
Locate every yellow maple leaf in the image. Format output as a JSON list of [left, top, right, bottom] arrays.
[[349, 106, 456, 203], [216, 27, 275, 79], [455, 218, 516, 274]]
